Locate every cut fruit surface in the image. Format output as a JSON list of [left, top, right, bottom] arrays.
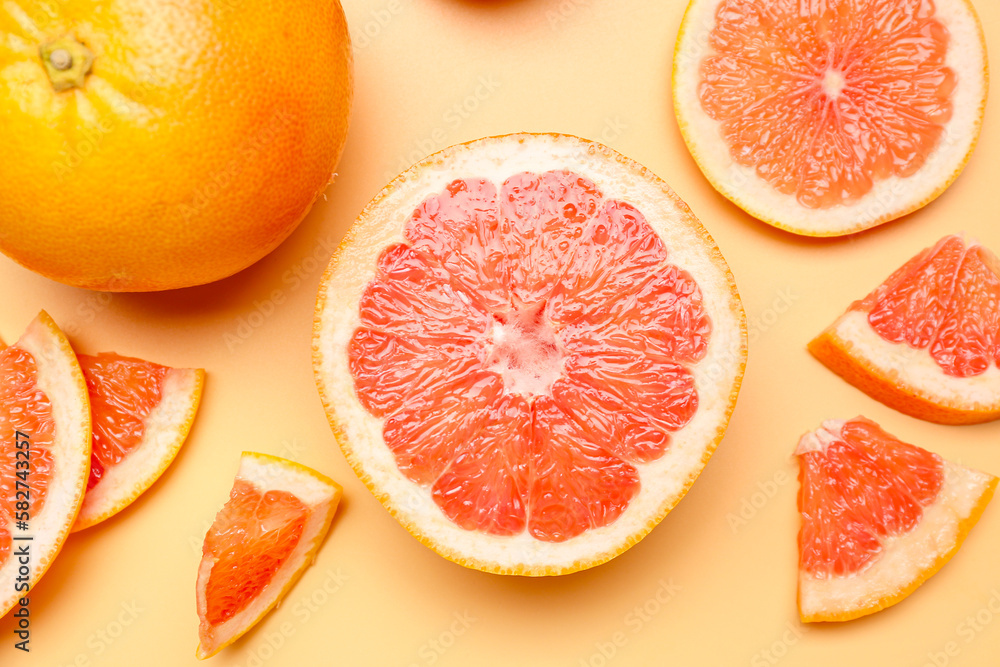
[[0, 312, 91, 618], [673, 0, 988, 236], [810, 234, 1000, 424], [796, 417, 995, 621], [73, 353, 205, 531], [314, 133, 747, 575], [196, 452, 340, 659]]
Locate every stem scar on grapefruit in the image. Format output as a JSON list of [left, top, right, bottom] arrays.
[[673, 0, 988, 236], [796, 417, 996, 622], [196, 452, 341, 659], [73, 354, 205, 531], [810, 234, 1000, 424], [0, 312, 91, 618], [313, 133, 747, 576], [0, 0, 352, 291]]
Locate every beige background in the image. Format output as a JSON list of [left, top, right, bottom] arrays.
[[3, 0, 1000, 665]]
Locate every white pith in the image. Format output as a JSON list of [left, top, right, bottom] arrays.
[[673, 0, 988, 235], [485, 306, 564, 399], [821, 70, 846, 99], [74, 366, 204, 530], [196, 453, 341, 659], [829, 310, 1000, 411], [0, 312, 91, 616], [314, 134, 747, 574], [799, 454, 996, 619], [794, 419, 846, 455]]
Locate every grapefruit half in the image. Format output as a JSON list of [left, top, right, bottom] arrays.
[[810, 234, 1000, 424], [0, 312, 91, 617], [196, 452, 341, 659], [673, 0, 988, 236], [313, 133, 747, 576], [73, 354, 205, 531], [797, 417, 996, 621]]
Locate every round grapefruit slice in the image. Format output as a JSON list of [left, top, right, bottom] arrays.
[[810, 234, 1000, 424], [196, 452, 341, 659], [0, 312, 91, 617], [796, 417, 996, 622], [73, 354, 205, 531], [673, 0, 988, 236], [313, 133, 747, 576]]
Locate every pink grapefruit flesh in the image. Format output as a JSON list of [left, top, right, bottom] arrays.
[[196, 452, 340, 658], [348, 171, 708, 543], [0, 348, 56, 565], [860, 235, 1000, 378], [673, 0, 988, 235], [79, 353, 168, 490], [699, 0, 955, 210], [202, 480, 307, 625], [798, 418, 943, 577]]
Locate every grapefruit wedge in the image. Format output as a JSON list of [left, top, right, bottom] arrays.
[[810, 234, 1000, 424], [73, 354, 205, 531], [797, 417, 996, 621], [673, 0, 988, 236], [0, 312, 91, 617], [196, 452, 341, 659], [313, 133, 747, 575]]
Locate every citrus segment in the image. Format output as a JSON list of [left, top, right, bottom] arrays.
[[432, 394, 531, 536], [528, 398, 640, 542], [0, 349, 57, 565], [547, 200, 667, 326], [673, 0, 988, 235], [202, 480, 307, 625], [0, 312, 90, 618], [864, 235, 966, 349], [348, 330, 495, 421], [406, 179, 509, 312], [80, 354, 168, 490], [72, 354, 204, 531], [553, 353, 698, 461], [381, 374, 503, 486], [314, 133, 746, 575], [196, 452, 340, 659], [932, 246, 1000, 376], [359, 245, 492, 338], [550, 360, 668, 464], [0, 348, 57, 513], [498, 171, 603, 308], [796, 417, 996, 621], [798, 419, 943, 576], [810, 234, 1000, 423], [560, 263, 712, 363]]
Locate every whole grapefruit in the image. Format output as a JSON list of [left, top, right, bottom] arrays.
[[0, 0, 352, 291]]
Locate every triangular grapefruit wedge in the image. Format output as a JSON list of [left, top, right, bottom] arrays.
[[73, 353, 205, 531], [796, 416, 996, 622], [196, 452, 341, 659], [0, 312, 91, 617], [810, 235, 1000, 424]]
